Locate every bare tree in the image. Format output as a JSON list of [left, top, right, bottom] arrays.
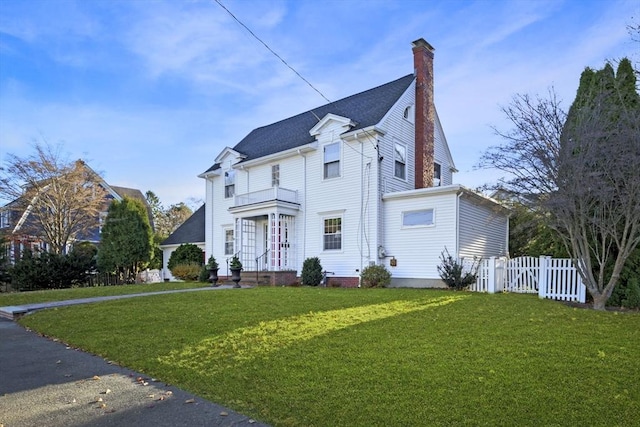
[[478, 89, 566, 198], [0, 142, 107, 254], [551, 59, 640, 310], [480, 59, 640, 310]]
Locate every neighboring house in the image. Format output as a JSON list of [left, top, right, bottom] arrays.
[[159, 204, 205, 281], [191, 38, 508, 287], [0, 162, 151, 263]]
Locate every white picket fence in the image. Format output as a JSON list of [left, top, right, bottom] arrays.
[[469, 256, 586, 303]]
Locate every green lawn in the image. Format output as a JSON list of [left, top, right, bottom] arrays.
[[18, 287, 640, 427], [0, 282, 206, 306]]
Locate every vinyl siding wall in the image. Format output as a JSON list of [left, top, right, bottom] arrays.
[[304, 120, 380, 277], [458, 196, 508, 259], [382, 189, 457, 281]]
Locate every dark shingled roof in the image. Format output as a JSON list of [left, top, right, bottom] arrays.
[[161, 204, 205, 246], [203, 74, 415, 174]]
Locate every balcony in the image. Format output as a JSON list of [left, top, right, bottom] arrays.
[[230, 187, 300, 215]]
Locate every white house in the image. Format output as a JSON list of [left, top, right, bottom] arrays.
[[194, 38, 508, 287]]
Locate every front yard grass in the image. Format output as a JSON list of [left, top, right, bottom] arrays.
[[0, 281, 206, 306], [19, 287, 640, 426]]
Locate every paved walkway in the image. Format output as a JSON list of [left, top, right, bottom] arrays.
[[0, 285, 245, 320], [0, 285, 270, 427]]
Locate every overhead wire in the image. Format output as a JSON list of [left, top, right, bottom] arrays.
[[212, 0, 383, 158]]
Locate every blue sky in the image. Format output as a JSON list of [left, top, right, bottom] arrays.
[[0, 0, 637, 206]]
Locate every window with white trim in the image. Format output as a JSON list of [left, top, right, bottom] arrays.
[[394, 142, 407, 180], [0, 210, 10, 228], [224, 229, 234, 255], [402, 209, 434, 227], [272, 164, 280, 187], [434, 163, 442, 186], [323, 142, 340, 179], [403, 105, 414, 122], [323, 217, 342, 250], [224, 169, 235, 198]]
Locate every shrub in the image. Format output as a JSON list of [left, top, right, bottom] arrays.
[[437, 248, 479, 291], [301, 257, 323, 286], [167, 244, 204, 271], [9, 247, 95, 291], [206, 256, 219, 270], [170, 263, 202, 281], [198, 266, 210, 283], [360, 264, 391, 288], [229, 256, 242, 270]]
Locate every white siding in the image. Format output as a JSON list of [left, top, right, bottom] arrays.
[[376, 80, 455, 194], [304, 120, 380, 277], [378, 81, 416, 194], [434, 113, 454, 186], [458, 195, 508, 259], [383, 189, 457, 280]]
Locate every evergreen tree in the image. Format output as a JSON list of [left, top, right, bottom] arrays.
[[98, 197, 153, 282], [552, 58, 640, 309]]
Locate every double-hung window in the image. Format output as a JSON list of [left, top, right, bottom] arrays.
[[323, 142, 340, 179], [323, 217, 342, 250], [272, 164, 280, 186], [394, 142, 407, 180], [224, 170, 235, 198]]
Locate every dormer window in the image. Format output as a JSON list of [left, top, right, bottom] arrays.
[[324, 142, 340, 179], [224, 169, 236, 198]]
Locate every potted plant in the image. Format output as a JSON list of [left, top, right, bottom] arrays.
[[206, 256, 219, 286], [229, 256, 242, 288]]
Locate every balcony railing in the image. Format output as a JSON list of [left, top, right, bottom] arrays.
[[234, 187, 298, 208]]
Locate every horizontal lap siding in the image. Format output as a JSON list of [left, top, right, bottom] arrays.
[[383, 192, 457, 279], [458, 196, 508, 259], [434, 115, 453, 186], [379, 82, 416, 194], [304, 121, 379, 277]]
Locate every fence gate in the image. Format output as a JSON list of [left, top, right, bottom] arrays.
[[471, 256, 586, 303]]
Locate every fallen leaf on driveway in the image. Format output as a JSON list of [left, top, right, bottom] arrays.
[[184, 399, 195, 404]]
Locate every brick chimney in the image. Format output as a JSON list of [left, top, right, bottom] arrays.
[[412, 38, 435, 189]]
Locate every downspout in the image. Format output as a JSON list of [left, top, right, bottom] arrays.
[[297, 149, 307, 268], [455, 190, 462, 258], [360, 136, 364, 280], [377, 136, 383, 268]]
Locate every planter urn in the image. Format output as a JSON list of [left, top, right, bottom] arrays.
[[208, 268, 219, 286], [230, 268, 242, 288]]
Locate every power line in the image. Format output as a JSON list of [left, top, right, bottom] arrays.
[[213, 0, 331, 105], [213, 0, 381, 154]]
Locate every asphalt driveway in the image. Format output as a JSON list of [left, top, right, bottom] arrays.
[[0, 289, 270, 427]]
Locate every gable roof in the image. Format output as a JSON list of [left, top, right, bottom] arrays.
[[160, 204, 205, 246], [202, 74, 415, 174]]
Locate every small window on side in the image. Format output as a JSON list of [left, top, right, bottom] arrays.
[[402, 209, 434, 227], [403, 105, 413, 122], [434, 163, 442, 187], [394, 142, 406, 180]]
